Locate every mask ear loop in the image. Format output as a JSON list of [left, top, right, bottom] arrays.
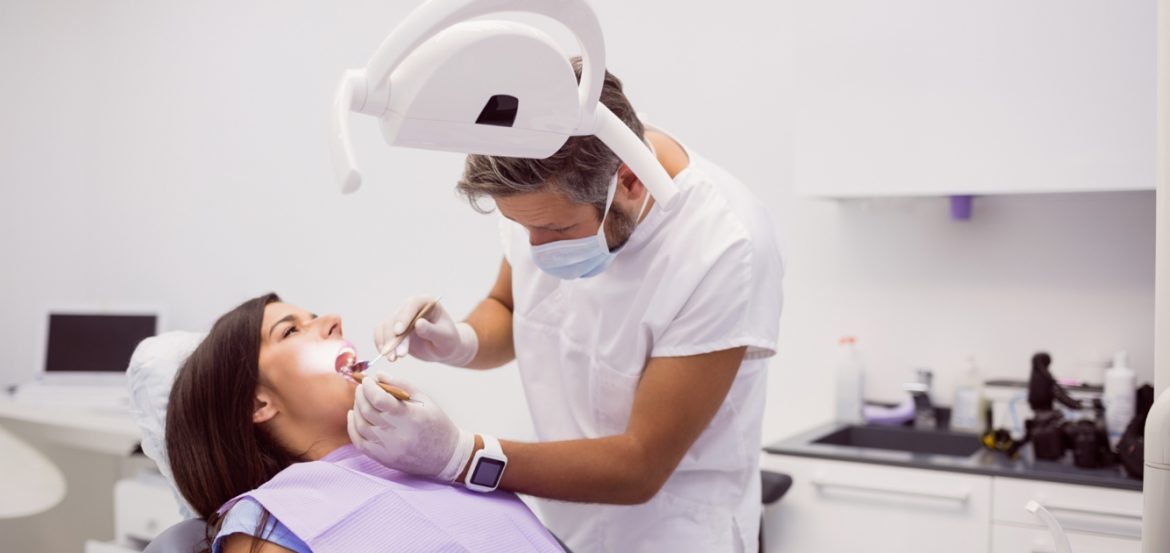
[[602, 137, 658, 228], [596, 171, 621, 229], [635, 138, 657, 220]]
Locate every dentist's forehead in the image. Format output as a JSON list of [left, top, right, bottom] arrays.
[[496, 189, 592, 228]]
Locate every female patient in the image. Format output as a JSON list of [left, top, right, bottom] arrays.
[[165, 293, 562, 553]]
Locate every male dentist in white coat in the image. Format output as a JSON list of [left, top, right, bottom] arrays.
[[348, 60, 784, 552]]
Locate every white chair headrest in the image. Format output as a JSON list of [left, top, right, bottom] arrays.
[[126, 331, 205, 519]]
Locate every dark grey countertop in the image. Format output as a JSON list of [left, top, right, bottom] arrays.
[[764, 422, 1143, 492]]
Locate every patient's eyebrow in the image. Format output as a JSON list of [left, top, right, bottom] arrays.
[[267, 313, 319, 339], [269, 314, 297, 339]]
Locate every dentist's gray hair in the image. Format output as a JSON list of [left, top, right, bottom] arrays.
[[456, 57, 645, 215]]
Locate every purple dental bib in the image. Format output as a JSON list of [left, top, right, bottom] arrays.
[[217, 445, 561, 553]]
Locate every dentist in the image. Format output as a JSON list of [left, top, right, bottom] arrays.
[[349, 61, 784, 553]]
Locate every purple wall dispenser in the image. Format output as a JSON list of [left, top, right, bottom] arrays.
[[950, 195, 973, 220]]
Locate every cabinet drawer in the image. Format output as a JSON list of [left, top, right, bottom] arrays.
[[114, 477, 184, 541], [992, 478, 1141, 540], [763, 454, 992, 553], [991, 522, 1140, 553]]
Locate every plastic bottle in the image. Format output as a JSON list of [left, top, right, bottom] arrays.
[[1103, 351, 1136, 448], [951, 356, 984, 433], [835, 336, 865, 424]]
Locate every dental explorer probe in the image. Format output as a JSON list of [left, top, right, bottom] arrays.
[[349, 297, 441, 373], [338, 297, 441, 404]]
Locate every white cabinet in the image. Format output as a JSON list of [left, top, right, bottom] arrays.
[[763, 453, 1145, 553], [791, 0, 1156, 198], [113, 473, 184, 544], [991, 524, 1140, 553], [761, 455, 993, 553], [990, 479, 1142, 553]]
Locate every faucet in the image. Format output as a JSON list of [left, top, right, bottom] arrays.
[[904, 368, 936, 430]]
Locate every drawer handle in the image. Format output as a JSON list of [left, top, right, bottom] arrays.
[[1043, 503, 1142, 521], [811, 478, 971, 503]]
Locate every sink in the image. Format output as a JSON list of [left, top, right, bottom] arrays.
[[811, 425, 983, 457]]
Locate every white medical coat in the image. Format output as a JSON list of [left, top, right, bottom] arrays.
[[501, 143, 784, 553]]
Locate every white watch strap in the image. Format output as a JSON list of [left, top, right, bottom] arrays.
[[479, 434, 504, 459]]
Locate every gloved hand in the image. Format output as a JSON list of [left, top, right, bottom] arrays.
[[373, 295, 478, 367], [347, 372, 474, 482]]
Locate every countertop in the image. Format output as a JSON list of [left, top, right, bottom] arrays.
[[0, 395, 141, 456], [764, 422, 1142, 491]]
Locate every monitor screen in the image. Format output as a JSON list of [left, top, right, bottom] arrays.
[[45, 313, 157, 373]]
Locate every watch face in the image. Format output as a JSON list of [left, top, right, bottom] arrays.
[[470, 458, 506, 487]]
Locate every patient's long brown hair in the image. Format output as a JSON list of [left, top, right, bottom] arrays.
[[166, 292, 301, 551]]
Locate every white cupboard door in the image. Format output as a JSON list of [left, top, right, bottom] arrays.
[[991, 523, 1141, 553], [762, 454, 992, 553], [992, 478, 1142, 540], [792, 0, 1156, 198]]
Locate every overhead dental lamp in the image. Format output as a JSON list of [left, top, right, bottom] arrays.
[[329, 0, 678, 207]]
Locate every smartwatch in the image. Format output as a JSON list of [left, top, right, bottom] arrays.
[[464, 434, 508, 492]]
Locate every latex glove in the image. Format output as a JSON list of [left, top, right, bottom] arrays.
[[373, 295, 478, 367], [347, 372, 474, 482]]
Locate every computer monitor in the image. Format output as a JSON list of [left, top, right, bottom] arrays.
[[42, 313, 157, 381]]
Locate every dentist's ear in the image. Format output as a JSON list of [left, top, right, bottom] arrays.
[[616, 165, 648, 203], [617, 164, 640, 191], [253, 388, 278, 424]]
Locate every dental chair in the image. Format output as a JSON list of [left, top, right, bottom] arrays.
[[759, 470, 793, 552], [142, 519, 204, 553]]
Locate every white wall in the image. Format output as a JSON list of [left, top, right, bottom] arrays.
[[0, 0, 1156, 548]]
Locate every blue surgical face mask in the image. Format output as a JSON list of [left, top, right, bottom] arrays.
[[530, 172, 651, 280]]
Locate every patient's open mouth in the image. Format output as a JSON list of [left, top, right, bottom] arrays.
[[335, 342, 357, 375]]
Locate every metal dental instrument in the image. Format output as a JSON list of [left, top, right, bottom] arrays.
[[349, 297, 441, 373], [340, 298, 441, 404], [347, 371, 418, 404]]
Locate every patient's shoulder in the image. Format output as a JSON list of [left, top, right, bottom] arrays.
[[212, 498, 311, 553], [219, 533, 298, 553]]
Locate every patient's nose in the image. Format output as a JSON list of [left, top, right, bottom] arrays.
[[315, 314, 343, 338]]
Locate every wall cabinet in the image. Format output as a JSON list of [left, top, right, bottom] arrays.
[[791, 0, 1156, 198]]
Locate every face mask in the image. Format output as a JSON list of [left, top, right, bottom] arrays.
[[530, 171, 651, 280]]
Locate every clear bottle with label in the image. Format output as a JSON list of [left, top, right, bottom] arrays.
[[835, 336, 865, 424], [1103, 351, 1136, 448], [951, 356, 984, 433]]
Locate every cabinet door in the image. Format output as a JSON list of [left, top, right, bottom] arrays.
[[992, 478, 1142, 541], [991, 523, 1141, 553], [762, 454, 992, 553], [792, 0, 1155, 198]]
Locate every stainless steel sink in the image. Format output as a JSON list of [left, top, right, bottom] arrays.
[[811, 425, 982, 457]]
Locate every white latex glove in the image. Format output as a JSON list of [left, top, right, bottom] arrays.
[[373, 294, 478, 367], [347, 372, 474, 482]]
